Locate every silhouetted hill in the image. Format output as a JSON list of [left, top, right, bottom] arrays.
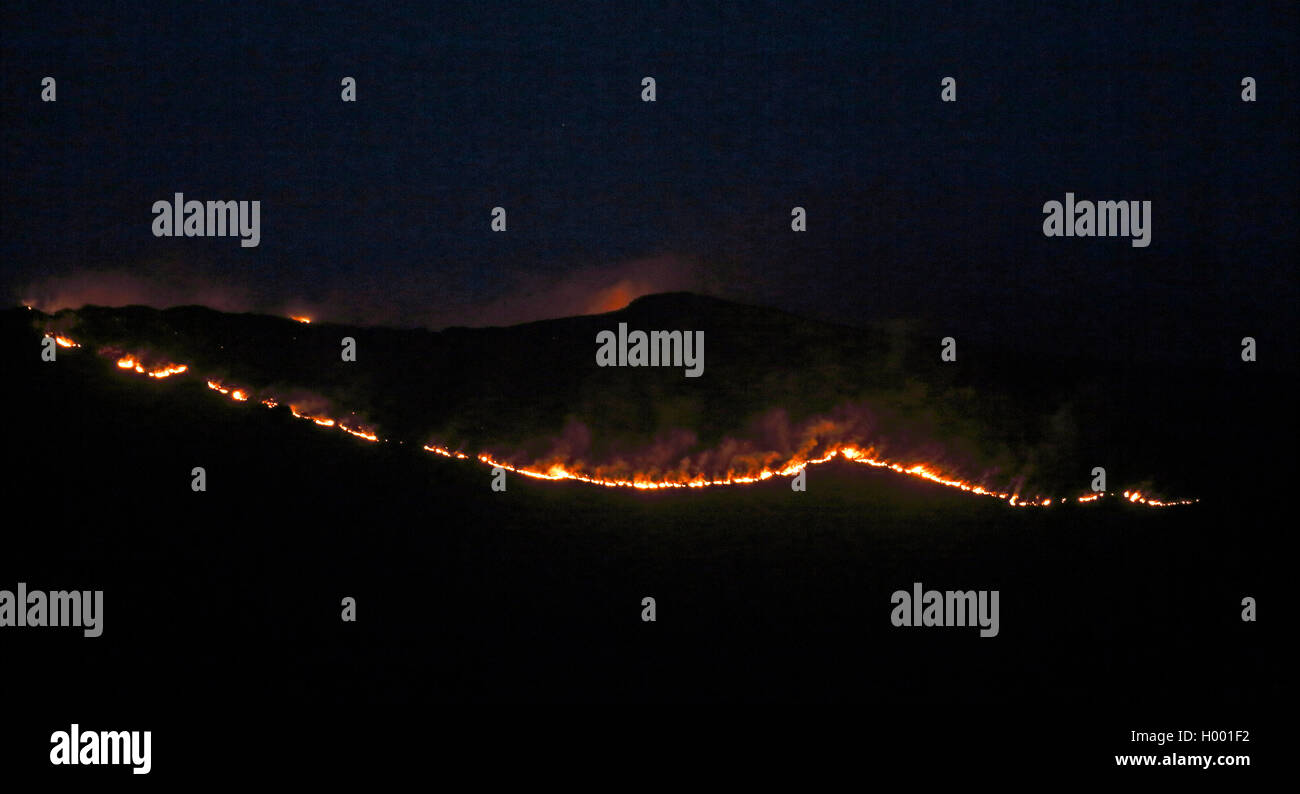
[[0, 296, 1281, 708], [6, 292, 1290, 498]]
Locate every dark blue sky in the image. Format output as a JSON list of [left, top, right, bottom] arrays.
[[3, 2, 1296, 360]]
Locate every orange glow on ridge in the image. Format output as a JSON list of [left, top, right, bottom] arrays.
[[82, 338, 1194, 506]]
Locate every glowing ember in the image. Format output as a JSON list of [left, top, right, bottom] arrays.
[[1117, 489, 1195, 507], [424, 445, 469, 460]]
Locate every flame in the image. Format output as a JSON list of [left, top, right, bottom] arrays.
[[341, 423, 380, 442], [53, 335, 79, 348], [203, 382, 381, 441], [288, 405, 335, 426], [78, 336, 1195, 506], [416, 441, 1197, 506], [452, 444, 1026, 496], [114, 354, 187, 379], [290, 316, 312, 324], [148, 364, 188, 378], [1117, 489, 1193, 507]]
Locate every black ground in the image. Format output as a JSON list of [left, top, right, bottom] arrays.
[[0, 303, 1283, 776]]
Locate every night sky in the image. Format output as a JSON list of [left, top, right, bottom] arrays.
[[0, 2, 1290, 740], [3, 2, 1296, 361]]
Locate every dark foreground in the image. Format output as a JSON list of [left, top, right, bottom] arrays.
[[1, 316, 1282, 777]]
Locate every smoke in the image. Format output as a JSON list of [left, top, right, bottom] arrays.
[[426, 254, 698, 328], [20, 268, 258, 316], [481, 402, 1037, 495], [45, 299, 1168, 501], [16, 254, 699, 330]]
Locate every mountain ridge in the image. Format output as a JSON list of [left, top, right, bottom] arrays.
[[7, 293, 1263, 500]]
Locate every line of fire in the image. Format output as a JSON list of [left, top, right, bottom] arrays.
[[41, 330, 1197, 508]]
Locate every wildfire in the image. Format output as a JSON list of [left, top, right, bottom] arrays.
[[341, 423, 380, 442], [289, 405, 335, 426], [1119, 489, 1192, 507], [148, 364, 188, 378], [459, 445, 1018, 496], [290, 316, 312, 324], [78, 336, 1196, 507], [115, 355, 188, 379], [423, 445, 469, 460], [414, 442, 1197, 507], [203, 380, 381, 442]]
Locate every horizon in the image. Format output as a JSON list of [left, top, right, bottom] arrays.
[[1, 0, 1286, 766], [5, 3, 1296, 350]]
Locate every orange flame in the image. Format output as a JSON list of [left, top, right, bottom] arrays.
[[416, 441, 1197, 506], [148, 364, 188, 378], [115, 355, 187, 378], [341, 423, 380, 442], [204, 383, 380, 441]]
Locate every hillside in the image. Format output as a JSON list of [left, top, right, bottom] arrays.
[[14, 293, 1255, 501]]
